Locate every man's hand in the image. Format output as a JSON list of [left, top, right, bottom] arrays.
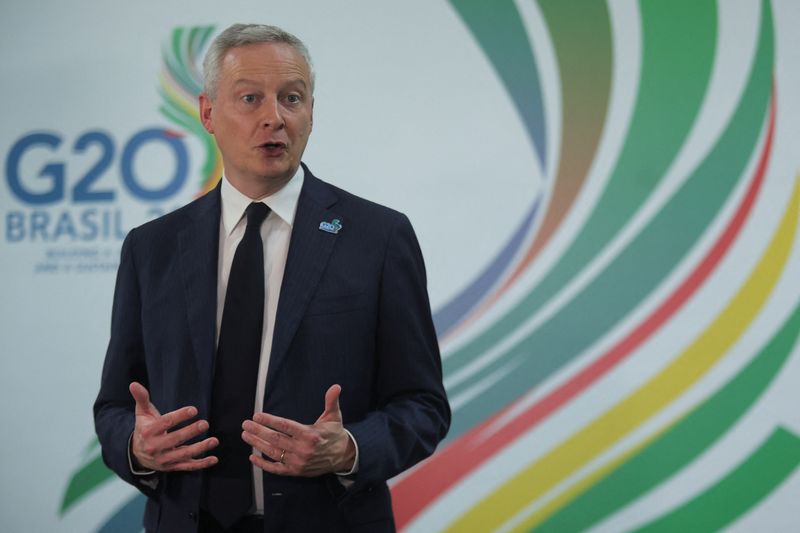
[[242, 384, 356, 477], [129, 381, 219, 472]]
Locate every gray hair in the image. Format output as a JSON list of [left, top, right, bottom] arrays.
[[202, 23, 315, 100]]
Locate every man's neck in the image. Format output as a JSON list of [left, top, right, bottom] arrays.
[[227, 173, 294, 200]]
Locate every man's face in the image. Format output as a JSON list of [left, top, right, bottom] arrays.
[[200, 42, 313, 196]]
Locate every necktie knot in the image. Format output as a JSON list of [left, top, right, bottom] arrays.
[[246, 202, 270, 229]]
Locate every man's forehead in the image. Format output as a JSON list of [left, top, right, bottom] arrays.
[[220, 44, 310, 87], [230, 76, 309, 90], [222, 43, 307, 69]]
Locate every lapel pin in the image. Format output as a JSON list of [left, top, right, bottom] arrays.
[[319, 218, 342, 234]]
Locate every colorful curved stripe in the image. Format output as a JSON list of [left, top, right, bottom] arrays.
[[443, 0, 718, 390], [449, 0, 547, 164], [158, 26, 222, 195], [440, 0, 613, 341], [528, 294, 800, 532], [59, 439, 111, 515], [444, 161, 797, 531], [59, 454, 113, 516], [392, 82, 776, 528], [521, 266, 800, 532], [444, 0, 772, 440], [631, 427, 800, 533], [433, 200, 541, 336], [433, 0, 555, 336]]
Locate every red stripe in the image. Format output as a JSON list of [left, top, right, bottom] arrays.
[[392, 89, 776, 529]]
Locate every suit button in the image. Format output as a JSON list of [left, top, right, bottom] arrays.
[[188, 511, 197, 521]]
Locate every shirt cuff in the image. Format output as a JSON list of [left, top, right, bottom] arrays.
[[335, 428, 359, 477], [128, 433, 156, 477]]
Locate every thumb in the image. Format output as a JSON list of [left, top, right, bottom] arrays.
[[317, 384, 343, 423], [129, 381, 158, 416]]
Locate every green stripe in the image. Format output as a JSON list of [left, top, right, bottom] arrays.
[[445, 0, 717, 381], [59, 452, 114, 515], [531, 295, 800, 532], [170, 27, 188, 86], [632, 427, 800, 533], [164, 46, 196, 95]]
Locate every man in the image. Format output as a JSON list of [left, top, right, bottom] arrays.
[[94, 23, 450, 532]]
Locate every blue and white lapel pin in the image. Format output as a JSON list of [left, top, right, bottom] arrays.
[[319, 218, 342, 234]]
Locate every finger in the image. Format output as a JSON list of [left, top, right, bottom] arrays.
[[143, 405, 199, 437], [162, 419, 210, 449], [157, 437, 218, 467], [243, 420, 295, 453], [250, 453, 294, 476], [241, 429, 283, 461], [166, 455, 219, 472], [129, 382, 156, 415], [252, 412, 307, 438], [317, 384, 342, 423]]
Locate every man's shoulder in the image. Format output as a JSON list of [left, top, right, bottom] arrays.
[[307, 172, 408, 230]]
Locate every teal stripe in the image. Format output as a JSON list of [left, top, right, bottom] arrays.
[[449, 0, 547, 163]]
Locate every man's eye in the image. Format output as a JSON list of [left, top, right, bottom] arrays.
[[242, 94, 257, 104], [286, 94, 301, 104]]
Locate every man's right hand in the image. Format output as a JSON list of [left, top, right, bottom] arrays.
[[129, 381, 219, 472]]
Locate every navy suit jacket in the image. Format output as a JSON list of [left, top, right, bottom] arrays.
[[94, 166, 450, 532]]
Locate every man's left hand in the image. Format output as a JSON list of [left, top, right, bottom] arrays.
[[242, 384, 356, 477]]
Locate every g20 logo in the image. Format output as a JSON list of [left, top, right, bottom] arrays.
[[6, 128, 188, 205]]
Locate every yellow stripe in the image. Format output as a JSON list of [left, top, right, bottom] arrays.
[[507, 422, 669, 533], [445, 179, 800, 532]]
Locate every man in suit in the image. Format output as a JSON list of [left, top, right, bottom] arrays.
[[94, 23, 450, 532]]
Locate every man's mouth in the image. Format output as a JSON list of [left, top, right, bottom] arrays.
[[258, 142, 287, 156]]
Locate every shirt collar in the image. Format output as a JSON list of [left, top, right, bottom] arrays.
[[220, 165, 305, 236]]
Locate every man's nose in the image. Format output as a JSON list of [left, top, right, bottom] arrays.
[[260, 97, 285, 129]]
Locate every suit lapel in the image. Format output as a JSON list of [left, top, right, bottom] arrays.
[[267, 171, 340, 387], [178, 186, 221, 412]]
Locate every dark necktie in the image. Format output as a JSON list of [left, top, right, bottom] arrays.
[[204, 202, 270, 528]]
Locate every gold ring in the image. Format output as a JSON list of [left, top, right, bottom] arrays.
[[279, 449, 286, 463]]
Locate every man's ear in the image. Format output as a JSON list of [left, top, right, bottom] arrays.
[[199, 93, 214, 134], [310, 97, 314, 130]]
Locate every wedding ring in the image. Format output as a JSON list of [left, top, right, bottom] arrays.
[[279, 449, 286, 463]]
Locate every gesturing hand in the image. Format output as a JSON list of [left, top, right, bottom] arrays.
[[242, 384, 356, 477], [129, 381, 219, 472]]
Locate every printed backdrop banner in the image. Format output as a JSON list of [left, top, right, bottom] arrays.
[[2, 0, 799, 531]]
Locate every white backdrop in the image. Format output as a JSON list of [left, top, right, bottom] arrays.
[[2, 1, 799, 532]]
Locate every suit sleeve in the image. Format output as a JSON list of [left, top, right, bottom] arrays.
[[344, 214, 451, 486], [93, 228, 161, 497]]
